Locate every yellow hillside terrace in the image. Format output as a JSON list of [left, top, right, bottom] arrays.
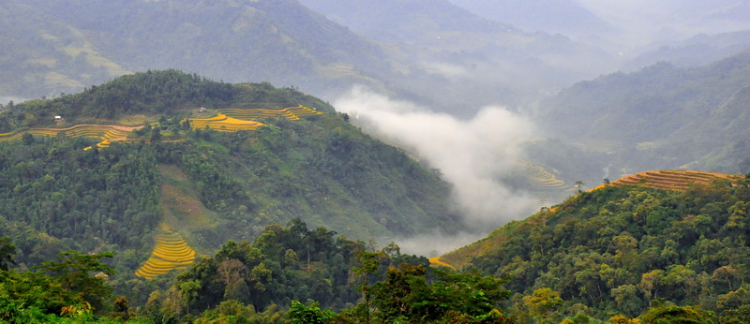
[[592, 170, 743, 192], [0, 105, 322, 148], [135, 228, 196, 280], [220, 105, 322, 121], [0, 124, 140, 150], [188, 105, 322, 131]]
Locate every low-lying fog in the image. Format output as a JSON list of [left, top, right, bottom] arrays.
[[334, 86, 540, 255]]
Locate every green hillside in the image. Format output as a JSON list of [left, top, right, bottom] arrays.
[[539, 49, 750, 174], [0, 0, 389, 99], [0, 70, 463, 275], [440, 174, 750, 322]]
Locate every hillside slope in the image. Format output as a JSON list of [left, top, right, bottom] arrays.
[[0, 0, 389, 99], [441, 169, 743, 268], [447, 0, 613, 37], [0, 71, 464, 275], [539, 49, 750, 174], [440, 173, 750, 321], [299, 0, 616, 112]]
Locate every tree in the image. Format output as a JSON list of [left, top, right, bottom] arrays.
[[343, 249, 511, 323], [288, 300, 335, 324], [641, 305, 717, 324], [638, 270, 664, 306], [523, 288, 563, 319], [575, 181, 584, 193], [284, 249, 299, 268], [34, 250, 116, 312], [0, 236, 16, 271]]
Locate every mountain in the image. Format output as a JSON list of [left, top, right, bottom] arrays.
[[2, 0, 622, 117], [447, 0, 613, 37], [623, 30, 750, 71], [576, 0, 750, 44], [299, 0, 617, 113], [438, 174, 750, 321], [0, 70, 464, 273], [0, 0, 390, 100], [298, 0, 507, 43], [537, 49, 750, 175]]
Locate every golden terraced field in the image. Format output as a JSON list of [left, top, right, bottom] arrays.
[[0, 124, 141, 150], [599, 170, 742, 191], [0, 105, 322, 148], [219, 105, 322, 121], [135, 227, 196, 280], [522, 162, 567, 190], [189, 105, 322, 131]]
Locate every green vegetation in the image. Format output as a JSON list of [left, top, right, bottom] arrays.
[[0, 240, 137, 323], [3, 69, 332, 129], [0, 70, 463, 280], [540, 49, 750, 175], [453, 178, 750, 321], [0, 0, 389, 99], [0, 219, 513, 323]]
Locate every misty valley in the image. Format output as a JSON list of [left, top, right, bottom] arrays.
[[2, 0, 750, 323]]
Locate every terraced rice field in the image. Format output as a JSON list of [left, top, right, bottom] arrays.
[[135, 228, 196, 280], [189, 105, 322, 132], [521, 161, 567, 191], [0, 105, 321, 148], [220, 105, 322, 121], [0, 124, 141, 149], [188, 114, 264, 132], [600, 170, 742, 191]]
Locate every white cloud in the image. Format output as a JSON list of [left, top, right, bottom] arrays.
[[334, 86, 538, 233]]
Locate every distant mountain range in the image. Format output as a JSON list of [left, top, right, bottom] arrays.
[[447, 0, 614, 37], [0, 0, 624, 115], [0, 0, 389, 100], [624, 30, 750, 71], [538, 48, 750, 175]]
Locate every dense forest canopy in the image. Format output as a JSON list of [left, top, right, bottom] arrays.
[[0, 70, 464, 279], [455, 179, 750, 322]]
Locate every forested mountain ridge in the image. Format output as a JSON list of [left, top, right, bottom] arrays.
[[437, 174, 750, 322], [0, 70, 464, 279], [0, 0, 390, 99], [538, 48, 750, 174], [440, 169, 744, 268], [2, 0, 623, 115]]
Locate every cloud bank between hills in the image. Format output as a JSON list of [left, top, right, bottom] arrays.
[[333, 86, 540, 254]]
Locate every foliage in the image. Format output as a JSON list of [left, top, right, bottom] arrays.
[[466, 180, 750, 321], [0, 242, 126, 323], [0, 136, 162, 265], [640, 305, 717, 324], [7, 70, 335, 129], [288, 300, 335, 324], [143, 219, 429, 322], [0, 237, 16, 271], [0, 70, 462, 280], [369, 265, 510, 323], [35, 251, 116, 311]]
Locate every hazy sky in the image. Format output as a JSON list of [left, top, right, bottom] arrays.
[[575, 0, 750, 44]]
